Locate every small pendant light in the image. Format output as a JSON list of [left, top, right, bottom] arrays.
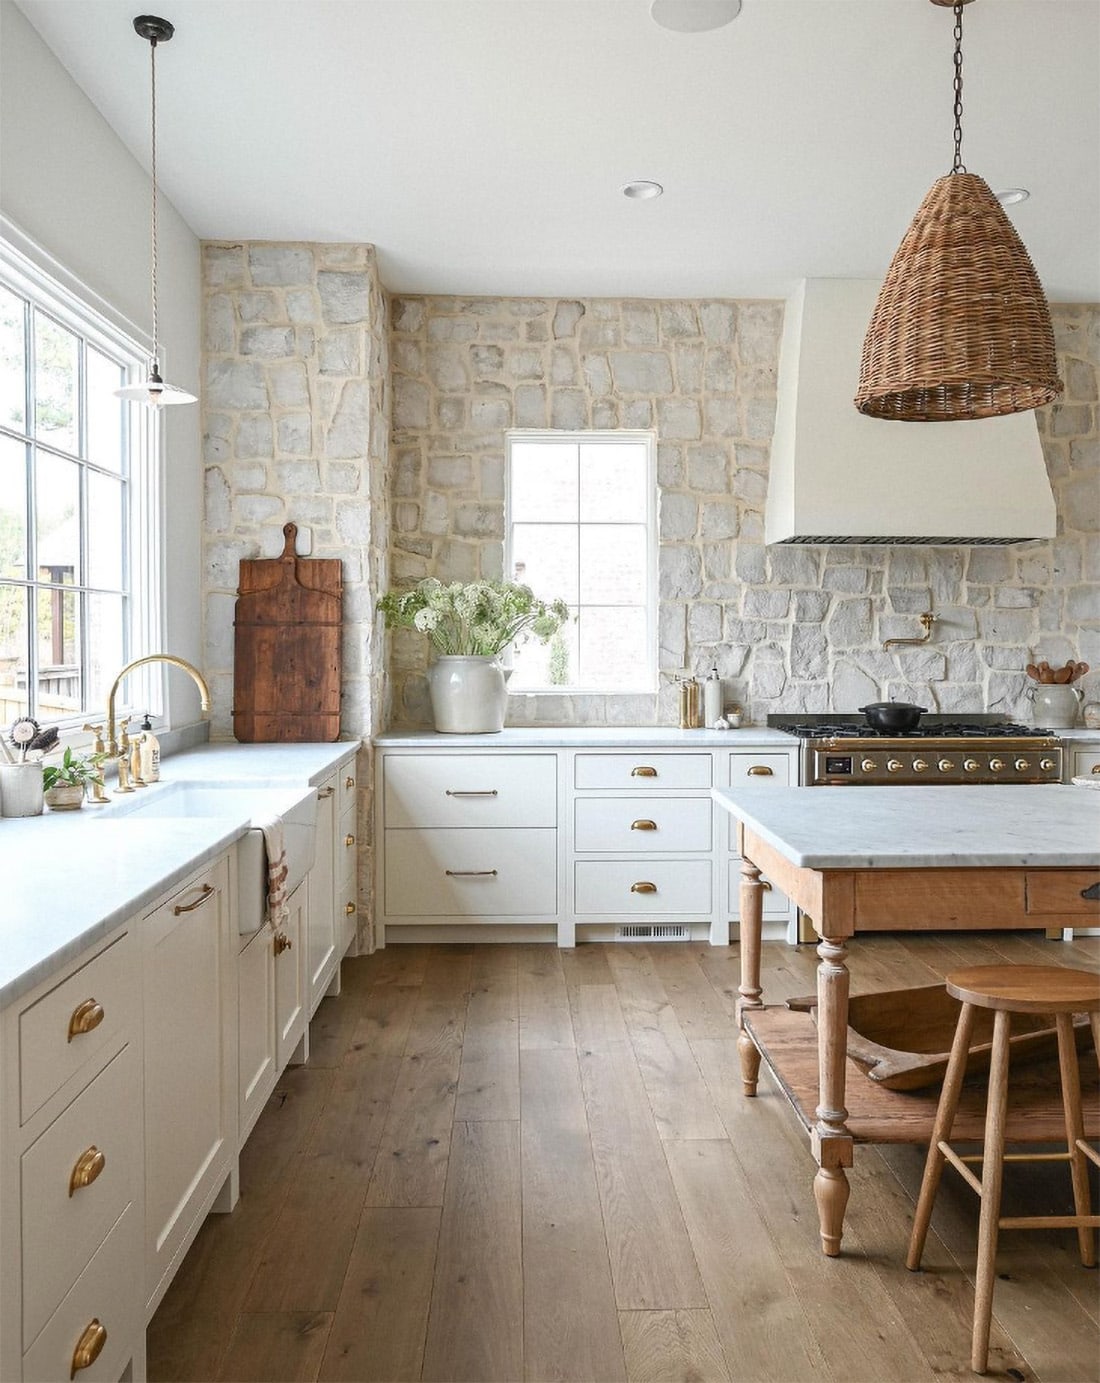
[[115, 15, 196, 407], [855, 0, 1062, 422]]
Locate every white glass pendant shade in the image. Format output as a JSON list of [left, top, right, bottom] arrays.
[[116, 362, 197, 406]]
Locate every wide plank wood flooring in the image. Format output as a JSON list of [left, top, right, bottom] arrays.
[[148, 934, 1100, 1383]]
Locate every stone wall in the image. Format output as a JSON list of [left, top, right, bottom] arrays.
[[387, 295, 1099, 727], [201, 241, 390, 949]]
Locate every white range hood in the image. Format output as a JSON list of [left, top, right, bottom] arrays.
[[765, 279, 1057, 545]]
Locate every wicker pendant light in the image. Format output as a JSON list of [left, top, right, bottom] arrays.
[[855, 0, 1062, 422]]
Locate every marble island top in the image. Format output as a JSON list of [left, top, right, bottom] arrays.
[[713, 784, 1100, 870]]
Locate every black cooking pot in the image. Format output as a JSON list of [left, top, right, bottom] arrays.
[[858, 702, 927, 733]]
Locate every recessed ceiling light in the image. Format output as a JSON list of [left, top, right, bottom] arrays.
[[650, 0, 742, 33], [995, 187, 1031, 205], [622, 180, 664, 200]]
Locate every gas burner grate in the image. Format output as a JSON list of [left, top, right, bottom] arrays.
[[783, 720, 1052, 741]]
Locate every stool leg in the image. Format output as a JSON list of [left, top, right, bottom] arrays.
[[972, 1008, 1011, 1376], [1056, 1012, 1096, 1268], [907, 1002, 977, 1271]]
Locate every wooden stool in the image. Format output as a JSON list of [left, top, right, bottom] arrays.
[[906, 965, 1100, 1374]]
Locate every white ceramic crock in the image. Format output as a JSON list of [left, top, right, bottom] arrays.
[[427, 655, 508, 733], [0, 763, 45, 817], [1028, 683, 1083, 729]]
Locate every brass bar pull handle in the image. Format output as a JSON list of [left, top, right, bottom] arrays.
[[631, 881, 657, 894], [71, 1320, 106, 1378], [273, 932, 292, 955], [345, 901, 357, 915], [69, 1146, 106, 1197], [173, 883, 215, 916], [68, 999, 104, 1043], [445, 789, 499, 797], [344, 833, 355, 847], [1081, 882, 1100, 901], [631, 819, 657, 831], [345, 775, 355, 789], [445, 869, 499, 877], [631, 766, 657, 777], [747, 765, 774, 777], [318, 786, 335, 799]]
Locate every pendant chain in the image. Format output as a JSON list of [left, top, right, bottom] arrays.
[[951, 2, 966, 174], [149, 37, 160, 363]]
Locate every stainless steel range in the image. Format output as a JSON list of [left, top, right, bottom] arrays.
[[769, 714, 1062, 786]]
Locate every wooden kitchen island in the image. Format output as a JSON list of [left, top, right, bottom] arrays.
[[712, 784, 1100, 1259]]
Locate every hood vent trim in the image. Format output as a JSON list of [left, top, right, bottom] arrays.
[[777, 534, 1034, 547]]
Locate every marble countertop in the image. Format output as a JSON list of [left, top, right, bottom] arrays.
[[713, 784, 1100, 869], [0, 740, 360, 1010], [374, 726, 797, 748]]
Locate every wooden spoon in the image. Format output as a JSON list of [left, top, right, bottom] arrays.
[[1053, 665, 1073, 684], [1026, 663, 1042, 681], [1073, 661, 1090, 681], [1038, 660, 1053, 683]]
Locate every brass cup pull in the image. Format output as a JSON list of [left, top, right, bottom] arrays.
[[760, 880, 773, 892], [631, 881, 657, 894], [318, 786, 335, 799], [631, 766, 657, 777], [71, 1319, 106, 1378], [1092, 765, 1100, 775], [173, 883, 215, 916], [747, 765, 774, 777], [631, 819, 657, 831], [344, 833, 355, 847], [69, 1147, 106, 1197], [273, 932, 292, 955], [345, 901, 357, 915], [68, 999, 104, 1043], [345, 775, 355, 789], [445, 869, 498, 877]]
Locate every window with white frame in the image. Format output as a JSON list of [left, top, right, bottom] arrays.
[[506, 431, 657, 692], [0, 240, 159, 731]]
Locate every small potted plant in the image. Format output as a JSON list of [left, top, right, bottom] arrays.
[[42, 746, 107, 812]]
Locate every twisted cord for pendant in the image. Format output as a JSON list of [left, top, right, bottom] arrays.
[[150, 36, 160, 362]]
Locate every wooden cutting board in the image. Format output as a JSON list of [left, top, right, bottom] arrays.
[[233, 522, 343, 742]]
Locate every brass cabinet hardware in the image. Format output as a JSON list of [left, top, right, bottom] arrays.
[[69, 1146, 106, 1197], [345, 901, 357, 915], [630, 819, 657, 831], [445, 789, 498, 797], [345, 775, 355, 789], [318, 786, 335, 799], [630, 881, 657, 894], [747, 765, 773, 777], [67, 999, 104, 1043], [70, 1319, 106, 1378], [344, 833, 355, 847], [273, 932, 292, 955], [445, 869, 498, 877], [1093, 765, 1100, 775], [173, 883, 215, 916], [760, 880, 773, 892], [631, 766, 657, 777]]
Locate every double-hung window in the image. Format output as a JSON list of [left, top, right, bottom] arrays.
[[0, 239, 158, 731], [506, 431, 657, 692]]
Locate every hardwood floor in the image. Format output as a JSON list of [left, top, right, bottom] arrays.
[[147, 934, 1100, 1383]]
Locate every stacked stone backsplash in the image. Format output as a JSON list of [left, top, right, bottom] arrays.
[[388, 295, 1099, 726], [200, 241, 390, 948]]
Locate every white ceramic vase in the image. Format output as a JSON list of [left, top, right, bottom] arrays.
[[427, 655, 508, 733], [1029, 684, 1083, 728]]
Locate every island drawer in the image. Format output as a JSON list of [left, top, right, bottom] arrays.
[[574, 754, 712, 790], [574, 797, 712, 853], [574, 860, 712, 915], [1025, 870, 1100, 916], [385, 828, 557, 916], [384, 754, 556, 828], [1072, 750, 1100, 780]]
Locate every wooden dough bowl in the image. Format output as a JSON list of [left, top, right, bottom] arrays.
[[788, 983, 1095, 1092]]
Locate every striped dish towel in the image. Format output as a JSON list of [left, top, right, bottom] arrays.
[[257, 816, 290, 930]]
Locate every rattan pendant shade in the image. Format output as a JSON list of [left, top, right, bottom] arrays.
[[856, 172, 1062, 421]]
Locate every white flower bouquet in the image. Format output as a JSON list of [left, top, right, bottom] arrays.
[[379, 579, 569, 657]]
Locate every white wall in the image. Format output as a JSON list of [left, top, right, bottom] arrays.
[[0, 2, 205, 726]]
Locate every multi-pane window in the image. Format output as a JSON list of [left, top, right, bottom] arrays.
[[0, 244, 152, 728], [506, 431, 657, 692]]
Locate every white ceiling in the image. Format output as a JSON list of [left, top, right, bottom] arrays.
[[15, 0, 1100, 301]]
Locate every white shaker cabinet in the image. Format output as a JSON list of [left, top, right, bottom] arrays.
[[306, 757, 359, 1016]]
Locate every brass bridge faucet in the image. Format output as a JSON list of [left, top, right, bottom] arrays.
[[106, 654, 211, 757]]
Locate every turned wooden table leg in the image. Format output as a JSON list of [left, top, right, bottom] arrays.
[[737, 858, 764, 1097], [812, 931, 854, 1256]]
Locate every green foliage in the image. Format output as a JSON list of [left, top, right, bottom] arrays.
[[548, 630, 570, 685], [379, 579, 570, 657], [42, 745, 106, 791]]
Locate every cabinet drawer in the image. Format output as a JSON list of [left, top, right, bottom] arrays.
[[575, 753, 712, 790], [574, 860, 712, 915], [22, 1045, 137, 1344], [384, 754, 556, 828], [1026, 870, 1100, 916], [19, 933, 134, 1126], [23, 1202, 140, 1383], [728, 752, 792, 785], [1072, 750, 1100, 779], [385, 828, 557, 916], [574, 797, 712, 853], [727, 861, 793, 920], [337, 760, 358, 817]]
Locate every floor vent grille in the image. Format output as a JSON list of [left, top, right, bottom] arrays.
[[615, 923, 690, 942]]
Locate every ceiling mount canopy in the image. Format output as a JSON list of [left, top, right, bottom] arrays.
[[115, 13, 196, 408], [855, 0, 1062, 423]]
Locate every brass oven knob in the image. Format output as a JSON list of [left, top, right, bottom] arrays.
[[1040, 758, 1056, 771], [964, 758, 979, 772], [912, 758, 928, 773], [886, 759, 903, 774], [989, 758, 1005, 772], [860, 759, 876, 773], [938, 759, 955, 773], [1014, 758, 1030, 773]]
